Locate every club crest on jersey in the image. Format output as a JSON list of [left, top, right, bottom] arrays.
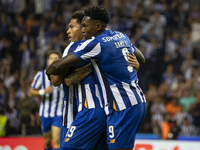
[[65, 138, 70, 142], [110, 139, 115, 143]]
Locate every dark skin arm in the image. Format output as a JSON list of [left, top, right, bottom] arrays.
[[46, 47, 145, 86], [46, 47, 145, 77], [46, 53, 92, 86], [46, 53, 81, 79], [50, 63, 92, 87], [134, 47, 145, 64]]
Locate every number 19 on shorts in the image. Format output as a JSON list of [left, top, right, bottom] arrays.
[[66, 126, 76, 137]]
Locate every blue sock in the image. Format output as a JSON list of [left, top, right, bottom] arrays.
[[44, 147, 52, 150]]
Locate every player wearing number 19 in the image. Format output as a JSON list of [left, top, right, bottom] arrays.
[[46, 6, 146, 150]]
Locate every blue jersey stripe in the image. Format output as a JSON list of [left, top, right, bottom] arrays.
[[55, 85, 60, 116], [33, 74, 40, 89], [42, 71, 46, 116]]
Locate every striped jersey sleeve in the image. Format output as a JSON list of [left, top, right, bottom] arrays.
[[31, 71, 43, 90], [31, 70, 63, 118]]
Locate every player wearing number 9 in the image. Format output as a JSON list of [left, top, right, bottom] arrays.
[[46, 5, 146, 150]]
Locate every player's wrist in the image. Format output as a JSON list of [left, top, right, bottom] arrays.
[[39, 89, 45, 95]]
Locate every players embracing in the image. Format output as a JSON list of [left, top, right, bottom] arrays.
[[47, 5, 146, 150]]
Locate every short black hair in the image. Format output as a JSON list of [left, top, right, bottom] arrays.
[[71, 11, 85, 24], [47, 50, 62, 58], [84, 6, 110, 25]]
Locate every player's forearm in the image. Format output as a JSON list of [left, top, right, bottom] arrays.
[[50, 75, 63, 86], [64, 63, 92, 86], [46, 53, 81, 76], [135, 47, 145, 64], [28, 88, 41, 97], [46, 59, 66, 75]]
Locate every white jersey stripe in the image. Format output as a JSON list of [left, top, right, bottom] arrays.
[[95, 84, 102, 108], [62, 42, 74, 57], [135, 84, 146, 102], [74, 38, 94, 53], [85, 84, 95, 109], [77, 82, 83, 112], [57, 89, 63, 116], [91, 59, 109, 114], [44, 96, 49, 117], [67, 86, 74, 128], [122, 82, 138, 105], [131, 81, 144, 102], [110, 84, 126, 111], [50, 89, 56, 117], [80, 43, 101, 60], [31, 72, 42, 89], [62, 101, 66, 126]]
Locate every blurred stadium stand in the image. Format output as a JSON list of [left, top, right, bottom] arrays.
[[0, 0, 200, 141]]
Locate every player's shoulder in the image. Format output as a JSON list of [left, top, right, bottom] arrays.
[[63, 42, 82, 57], [33, 70, 43, 78], [74, 39, 86, 46], [96, 29, 128, 43]]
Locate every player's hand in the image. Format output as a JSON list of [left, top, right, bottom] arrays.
[[45, 86, 53, 94], [50, 74, 63, 86], [128, 52, 140, 71]]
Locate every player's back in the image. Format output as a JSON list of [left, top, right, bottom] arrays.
[[73, 29, 146, 114], [95, 30, 138, 85]]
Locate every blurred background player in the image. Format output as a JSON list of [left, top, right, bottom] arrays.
[[29, 50, 63, 150]]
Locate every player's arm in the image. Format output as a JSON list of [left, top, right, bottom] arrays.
[[46, 53, 81, 79], [134, 47, 145, 64], [50, 63, 92, 86], [28, 86, 53, 97], [49, 69, 69, 86], [64, 63, 92, 86]]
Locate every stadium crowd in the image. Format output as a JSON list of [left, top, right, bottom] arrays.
[[0, 0, 200, 139]]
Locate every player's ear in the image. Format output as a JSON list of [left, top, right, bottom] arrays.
[[96, 22, 103, 31]]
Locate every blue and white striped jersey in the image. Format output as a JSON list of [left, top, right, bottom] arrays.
[[73, 29, 146, 115], [62, 41, 103, 128], [31, 70, 63, 118]]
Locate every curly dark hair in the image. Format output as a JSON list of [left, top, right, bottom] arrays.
[[71, 11, 85, 24], [84, 6, 110, 25]]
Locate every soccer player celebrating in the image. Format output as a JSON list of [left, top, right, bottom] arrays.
[[50, 11, 108, 150], [47, 6, 146, 150]]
